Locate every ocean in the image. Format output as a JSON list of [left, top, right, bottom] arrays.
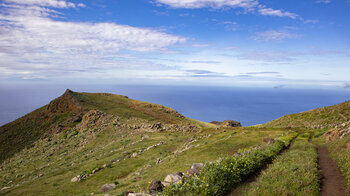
[[1, 84, 349, 126]]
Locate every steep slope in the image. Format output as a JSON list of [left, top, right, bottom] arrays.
[[0, 90, 85, 163], [262, 100, 350, 129], [0, 89, 207, 163]]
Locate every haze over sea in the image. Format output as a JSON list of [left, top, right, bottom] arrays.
[[1, 84, 349, 127]]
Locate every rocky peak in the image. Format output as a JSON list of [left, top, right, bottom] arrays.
[[46, 89, 84, 115]]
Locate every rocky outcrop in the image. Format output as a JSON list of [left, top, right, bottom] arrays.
[[148, 180, 163, 193], [46, 89, 84, 115], [210, 120, 241, 127], [324, 121, 350, 142], [78, 110, 110, 131]]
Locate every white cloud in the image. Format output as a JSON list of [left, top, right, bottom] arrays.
[[154, 0, 298, 19], [316, 0, 331, 4], [252, 30, 301, 41], [0, 1, 186, 79], [3, 0, 82, 8], [154, 0, 259, 9], [257, 7, 297, 19]]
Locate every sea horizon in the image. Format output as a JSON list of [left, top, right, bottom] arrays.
[[1, 84, 349, 127]]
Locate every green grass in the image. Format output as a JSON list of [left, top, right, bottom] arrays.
[[243, 133, 320, 196], [161, 132, 297, 196], [261, 100, 350, 129]]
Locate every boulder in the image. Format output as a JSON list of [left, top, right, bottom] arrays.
[[191, 163, 204, 170], [163, 172, 183, 186], [147, 180, 163, 193], [263, 138, 275, 145], [71, 175, 81, 182], [132, 153, 138, 158], [100, 184, 116, 193]]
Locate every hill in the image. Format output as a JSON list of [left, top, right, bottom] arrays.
[[1, 90, 349, 195], [262, 100, 350, 129]]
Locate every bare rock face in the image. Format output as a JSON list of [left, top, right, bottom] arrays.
[[46, 89, 84, 115], [147, 180, 163, 194]]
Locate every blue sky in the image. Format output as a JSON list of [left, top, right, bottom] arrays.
[[0, 0, 349, 88]]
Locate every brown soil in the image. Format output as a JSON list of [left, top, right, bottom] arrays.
[[317, 146, 346, 196]]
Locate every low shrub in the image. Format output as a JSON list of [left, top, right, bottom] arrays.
[[162, 132, 297, 196]]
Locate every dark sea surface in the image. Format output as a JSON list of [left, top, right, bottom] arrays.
[[1, 84, 350, 126]]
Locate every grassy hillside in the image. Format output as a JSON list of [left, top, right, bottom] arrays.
[[0, 89, 289, 195], [262, 100, 350, 129], [2, 90, 348, 195], [0, 89, 208, 164]]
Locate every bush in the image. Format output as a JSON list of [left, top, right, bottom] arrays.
[[162, 132, 297, 196]]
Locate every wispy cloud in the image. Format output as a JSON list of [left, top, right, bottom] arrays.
[[3, 0, 85, 8], [246, 72, 280, 75], [237, 50, 299, 62], [191, 60, 221, 64], [154, 0, 298, 19], [185, 69, 228, 78], [257, 7, 297, 19], [316, 0, 331, 4], [252, 30, 301, 41], [0, 1, 186, 79]]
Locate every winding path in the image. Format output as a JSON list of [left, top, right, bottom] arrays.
[[317, 146, 346, 196]]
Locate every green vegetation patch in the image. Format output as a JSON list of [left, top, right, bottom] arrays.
[[244, 134, 320, 196], [161, 132, 297, 196]]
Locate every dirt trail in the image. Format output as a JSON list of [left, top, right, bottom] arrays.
[[317, 146, 346, 196]]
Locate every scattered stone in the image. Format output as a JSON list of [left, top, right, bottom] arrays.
[[324, 129, 340, 142], [151, 123, 162, 130], [132, 153, 138, 158], [38, 174, 44, 177], [163, 172, 183, 186], [147, 180, 163, 194], [155, 158, 162, 164], [100, 184, 116, 193], [1, 187, 10, 191], [263, 138, 275, 145], [71, 175, 81, 182]]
